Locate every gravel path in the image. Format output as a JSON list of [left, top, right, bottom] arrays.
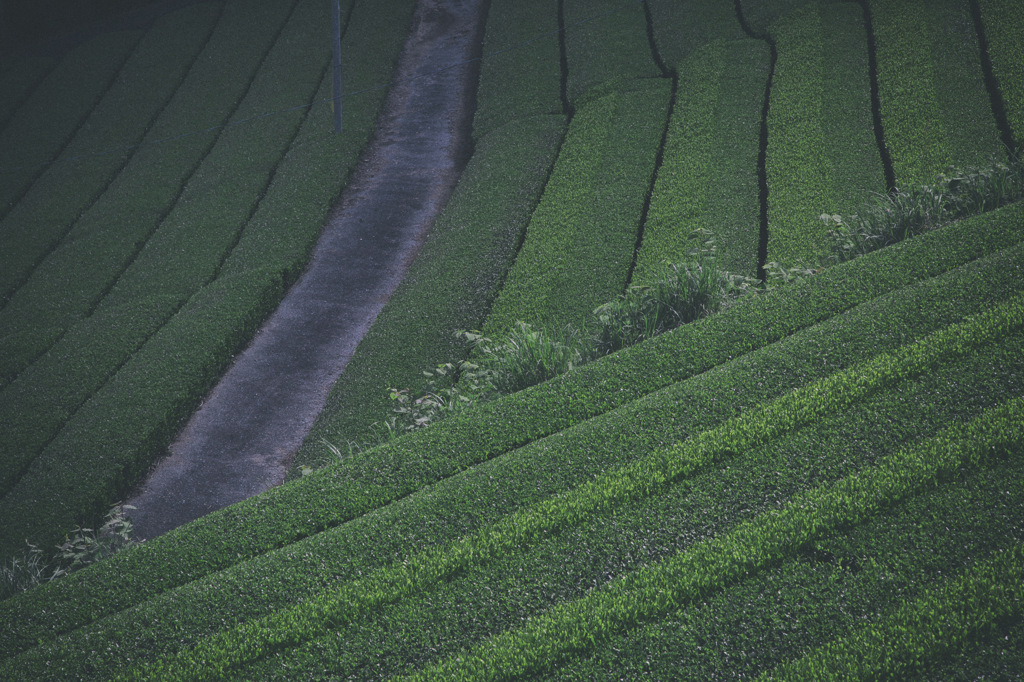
[[126, 0, 486, 541]]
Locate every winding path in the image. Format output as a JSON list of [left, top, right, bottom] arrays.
[[126, 0, 486, 541]]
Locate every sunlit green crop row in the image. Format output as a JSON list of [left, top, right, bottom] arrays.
[[115, 295, 1024, 680], [409, 396, 1024, 680]]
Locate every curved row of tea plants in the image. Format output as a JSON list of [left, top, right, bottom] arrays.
[[0, 0, 416, 561], [0, 30, 141, 224], [0, 53, 59, 132], [481, 80, 671, 334], [764, 1, 885, 266], [0, 4, 222, 312], [761, 544, 1024, 680], [869, 0, 1003, 186], [2, 207, 1020, 668], [406, 393, 1024, 681], [0, 0, 304, 496]]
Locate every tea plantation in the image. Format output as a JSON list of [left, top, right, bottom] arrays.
[[0, 0, 1022, 678]]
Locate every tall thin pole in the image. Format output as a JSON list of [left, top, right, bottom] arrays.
[[331, 0, 342, 133]]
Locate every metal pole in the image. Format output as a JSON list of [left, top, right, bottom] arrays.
[[331, 0, 342, 133]]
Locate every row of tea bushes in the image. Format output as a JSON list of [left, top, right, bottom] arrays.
[[765, 1, 885, 266], [0, 0, 311, 498], [870, 0, 1003, 186], [406, 394, 1024, 680], [0, 4, 221, 308], [0, 30, 141, 223], [482, 80, 671, 334], [0, 0, 415, 562], [114, 304, 1024, 679], [4, 214, 1019, 669], [472, 0, 562, 139], [229, 332, 1024, 680], [634, 38, 768, 281]]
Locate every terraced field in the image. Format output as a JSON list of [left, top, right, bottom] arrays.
[[1, 0, 1022, 678]]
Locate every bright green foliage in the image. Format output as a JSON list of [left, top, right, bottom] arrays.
[[562, 0, 662, 104], [636, 38, 768, 280], [0, 30, 142, 222], [0, 0, 416, 562], [483, 80, 671, 335], [409, 395, 1024, 680], [765, 1, 885, 266], [116, 303, 1024, 679], [292, 115, 567, 471], [0, 4, 222, 306], [473, 0, 562, 138], [1, 203, 1020, 667], [647, 0, 747, 67], [870, 0, 1003, 186], [978, 0, 1024, 145], [761, 547, 1024, 680]]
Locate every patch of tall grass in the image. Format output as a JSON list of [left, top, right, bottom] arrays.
[[828, 156, 1024, 261]]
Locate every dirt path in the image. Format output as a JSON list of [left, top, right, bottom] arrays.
[[126, 0, 486, 541]]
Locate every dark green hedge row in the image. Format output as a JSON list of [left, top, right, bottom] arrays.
[[482, 79, 671, 334], [979, 0, 1024, 145], [0, 4, 222, 310], [93, 0, 328, 312], [0, 0, 299, 386], [635, 38, 768, 281], [126, 316, 1024, 680], [472, 0, 562, 140], [291, 114, 567, 472], [0, 29, 141, 223], [4, 224, 1020, 670], [0, 0, 416, 563], [870, 0, 1003, 187], [0, 0, 311, 496], [562, 0, 661, 104], [647, 0, 748, 69], [0, 54, 59, 132], [765, 2, 885, 266], [764, 547, 1024, 679]]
